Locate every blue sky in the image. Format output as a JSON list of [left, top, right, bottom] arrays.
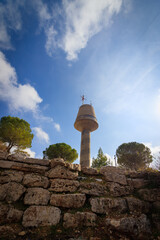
[[0, 0, 160, 164]]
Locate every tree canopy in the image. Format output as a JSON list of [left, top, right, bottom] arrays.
[[43, 143, 78, 163], [116, 142, 153, 170], [0, 116, 34, 153], [92, 147, 111, 169]]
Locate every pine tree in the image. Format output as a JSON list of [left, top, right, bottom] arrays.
[[92, 147, 111, 169]]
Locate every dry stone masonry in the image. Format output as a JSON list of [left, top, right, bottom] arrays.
[[0, 150, 160, 240]]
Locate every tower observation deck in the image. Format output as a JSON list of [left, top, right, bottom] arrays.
[[74, 104, 98, 167]]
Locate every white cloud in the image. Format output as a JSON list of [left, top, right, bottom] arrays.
[[0, 51, 42, 112], [36, 154, 43, 159], [45, 25, 57, 57], [144, 143, 160, 157], [144, 143, 160, 169], [86, 44, 160, 117], [0, 51, 61, 132], [54, 123, 61, 132], [0, 0, 24, 49], [123, 0, 132, 14], [105, 153, 115, 166], [33, 127, 49, 143], [33, 111, 61, 132], [33, 0, 51, 24], [33, 0, 58, 57], [10, 146, 36, 158], [0, 1, 61, 132], [35, 0, 127, 61], [25, 148, 36, 158], [61, 0, 123, 60], [0, 0, 128, 60]]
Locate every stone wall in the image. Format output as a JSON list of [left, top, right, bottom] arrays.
[[0, 152, 160, 240]]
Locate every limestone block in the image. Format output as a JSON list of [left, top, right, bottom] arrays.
[[0, 150, 8, 159], [126, 178, 134, 191], [153, 201, 160, 212], [63, 212, 97, 228], [50, 193, 86, 208], [90, 238, 101, 240], [68, 163, 81, 172], [7, 154, 25, 161], [24, 187, 50, 205], [0, 226, 16, 240], [23, 173, 49, 188], [106, 214, 151, 239], [90, 197, 127, 214], [100, 166, 125, 175], [49, 179, 79, 192], [0, 202, 9, 224], [107, 182, 131, 197], [100, 166, 127, 185], [108, 198, 128, 214], [0, 203, 23, 224], [7, 154, 49, 166], [90, 197, 109, 214], [81, 167, 98, 175], [132, 178, 148, 189], [0, 170, 24, 184], [0, 160, 17, 169], [126, 197, 150, 213], [12, 163, 48, 174], [22, 205, 61, 227], [0, 160, 48, 173], [104, 173, 127, 185], [50, 158, 81, 171], [7, 207, 23, 223], [79, 182, 107, 196], [148, 172, 160, 187], [129, 171, 146, 179], [25, 158, 50, 166], [47, 165, 78, 179], [0, 182, 26, 202], [51, 158, 66, 168], [138, 188, 160, 202], [0, 184, 7, 200], [152, 214, 160, 231]]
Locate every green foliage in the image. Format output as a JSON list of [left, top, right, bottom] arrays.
[[43, 143, 78, 163], [116, 142, 153, 170], [92, 147, 111, 169], [0, 116, 34, 153]]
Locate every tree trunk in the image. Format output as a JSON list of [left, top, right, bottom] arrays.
[[6, 142, 13, 153]]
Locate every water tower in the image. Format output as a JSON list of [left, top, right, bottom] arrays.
[[74, 98, 98, 167]]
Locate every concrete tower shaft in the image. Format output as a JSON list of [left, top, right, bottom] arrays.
[[74, 104, 98, 167]]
